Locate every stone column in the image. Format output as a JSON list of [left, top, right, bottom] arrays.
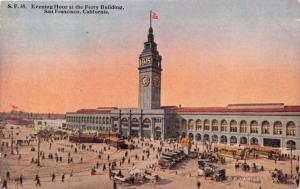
[[269, 121, 274, 136], [128, 110, 132, 136], [162, 118, 165, 140], [139, 110, 143, 138], [151, 118, 155, 139], [118, 110, 122, 134], [237, 120, 240, 133]]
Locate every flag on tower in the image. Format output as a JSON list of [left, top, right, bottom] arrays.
[[152, 11, 158, 19]]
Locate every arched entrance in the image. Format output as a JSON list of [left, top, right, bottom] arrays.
[[120, 118, 128, 137], [250, 137, 259, 145], [230, 136, 237, 144], [286, 140, 296, 150], [155, 127, 161, 140], [203, 134, 209, 142], [195, 133, 201, 141], [131, 118, 139, 137], [188, 133, 194, 141], [142, 118, 151, 138], [240, 137, 247, 145], [220, 135, 227, 144], [211, 135, 218, 143]]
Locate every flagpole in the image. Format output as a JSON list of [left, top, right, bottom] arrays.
[[150, 10, 152, 28]]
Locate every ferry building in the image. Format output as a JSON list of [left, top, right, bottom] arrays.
[[66, 26, 300, 150]]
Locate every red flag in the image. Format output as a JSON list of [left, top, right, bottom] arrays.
[[152, 11, 158, 19]]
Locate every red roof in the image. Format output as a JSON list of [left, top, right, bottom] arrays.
[[175, 106, 300, 113]]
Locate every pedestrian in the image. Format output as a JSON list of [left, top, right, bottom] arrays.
[[6, 171, 10, 180], [2, 179, 7, 189], [296, 165, 299, 173], [96, 161, 99, 169], [196, 180, 201, 189], [103, 163, 106, 171], [20, 174, 23, 186], [61, 174, 65, 182], [35, 174, 41, 187], [296, 177, 299, 186], [52, 173, 56, 182]]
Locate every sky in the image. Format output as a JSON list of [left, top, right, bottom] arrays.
[[0, 0, 300, 113]]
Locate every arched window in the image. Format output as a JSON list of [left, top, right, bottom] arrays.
[[196, 119, 202, 130], [212, 135, 218, 143], [212, 120, 218, 131], [250, 121, 258, 134], [250, 137, 259, 145], [131, 118, 139, 128], [142, 118, 151, 128], [230, 136, 237, 144], [286, 121, 296, 136], [204, 119, 210, 131], [203, 134, 209, 141], [273, 121, 282, 135], [221, 120, 227, 132], [230, 120, 237, 132], [188, 119, 194, 130], [121, 118, 128, 127], [195, 133, 201, 141], [240, 137, 247, 145], [220, 135, 227, 144], [240, 120, 247, 133], [287, 140, 296, 149], [181, 119, 187, 130], [261, 121, 270, 134]]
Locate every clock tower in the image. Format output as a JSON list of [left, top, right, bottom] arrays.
[[138, 26, 162, 109]]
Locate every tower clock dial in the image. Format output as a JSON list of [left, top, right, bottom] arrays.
[[142, 76, 150, 87]]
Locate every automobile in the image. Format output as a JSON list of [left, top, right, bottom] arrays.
[[162, 153, 180, 162], [213, 168, 226, 181], [198, 159, 210, 168], [158, 159, 174, 169]]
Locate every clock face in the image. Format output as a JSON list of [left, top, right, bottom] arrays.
[[142, 76, 150, 86], [152, 76, 160, 87]]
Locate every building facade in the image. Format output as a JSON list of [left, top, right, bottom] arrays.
[[34, 119, 66, 130], [66, 26, 300, 150]]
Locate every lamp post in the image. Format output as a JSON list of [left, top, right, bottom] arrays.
[[287, 142, 295, 178], [37, 135, 40, 166], [10, 126, 14, 155]]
